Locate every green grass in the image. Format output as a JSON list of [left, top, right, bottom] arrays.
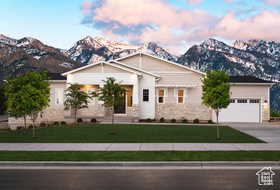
[[0, 151, 279, 161], [0, 124, 263, 143]]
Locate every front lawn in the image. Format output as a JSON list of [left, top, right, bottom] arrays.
[[0, 124, 263, 143], [0, 151, 278, 161]]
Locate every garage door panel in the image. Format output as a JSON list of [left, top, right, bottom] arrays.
[[219, 100, 260, 123]]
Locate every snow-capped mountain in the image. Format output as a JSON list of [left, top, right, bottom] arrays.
[[1, 34, 280, 111], [0, 35, 81, 81], [66, 36, 177, 65], [178, 38, 280, 111]]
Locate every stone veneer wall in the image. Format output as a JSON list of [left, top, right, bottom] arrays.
[[156, 103, 211, 121], [155, 87, 212, 121], [262, 103, 270, 122], [8, 106, 65, 130]]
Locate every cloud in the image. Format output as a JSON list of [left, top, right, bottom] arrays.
[[186, 0, 203, 5], [81, 0, 280, 53], [261, 0, 280, 6]]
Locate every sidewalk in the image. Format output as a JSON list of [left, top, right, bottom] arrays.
[[0, 143, 280, 151]]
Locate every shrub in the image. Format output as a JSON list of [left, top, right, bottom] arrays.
[[159, 117, 165, 123], [271, 109, 280, 117], [53, 121, 59, 126], [28, 124, 33, 129], [193, 119, 199, 124], [60, 121, 67, 125], [91, 118, 97, 123], [182, 119, 188, 123], [146, 118, 152, 122], [77, 118, 83, 123], [208, 120, 214, 124], [171, 118, 176, 123], [17, 126, 24, 130], [39, 122, 47, 128]]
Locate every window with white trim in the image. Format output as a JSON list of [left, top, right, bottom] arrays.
[[177, 89, 185, 104], [158, 89, 166, 103], [54, 88, 64, 105]]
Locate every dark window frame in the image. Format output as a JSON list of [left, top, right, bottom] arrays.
[[143, 89, 149, 102]]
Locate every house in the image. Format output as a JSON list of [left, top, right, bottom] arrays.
[[8, 52, 274, 129], [256, 167, 275, 186]]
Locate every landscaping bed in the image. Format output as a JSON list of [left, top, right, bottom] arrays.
[[0, 124, 263, 143]]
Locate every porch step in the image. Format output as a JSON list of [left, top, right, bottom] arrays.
[[0, 122, 9, 129], [99, 116, 138, 123]]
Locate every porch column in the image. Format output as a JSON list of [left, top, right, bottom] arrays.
[[132, 75, 139, 105]]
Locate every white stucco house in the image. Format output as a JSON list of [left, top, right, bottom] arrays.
[[9, 52, 274, 129]]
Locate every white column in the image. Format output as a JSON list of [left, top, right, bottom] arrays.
[[132, 75, 139, 105]]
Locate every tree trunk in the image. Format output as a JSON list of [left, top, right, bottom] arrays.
[[112, 96, 115, 124], [112, 106, 114, 124], [32, 118, 35, 137], [74, 108, 77, 124], [23, 115, 27, 129], [216, 109, 220, 140]]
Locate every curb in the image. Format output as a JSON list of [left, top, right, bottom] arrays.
[[0, 161, 279, 168]]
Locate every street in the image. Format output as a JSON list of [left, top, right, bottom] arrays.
[[0, 168, 279, 190]]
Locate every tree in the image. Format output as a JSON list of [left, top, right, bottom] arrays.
[[92, 77, 125, 124], [0, 85, 7, 115], [202, 70, 230, 140], [5, 72, 50, 137], [64, 84, 90, 123]]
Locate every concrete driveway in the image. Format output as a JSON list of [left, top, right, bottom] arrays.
[[228, 123, 280, 143]]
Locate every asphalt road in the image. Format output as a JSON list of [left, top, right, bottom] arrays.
[[0, 168, 279, 190]]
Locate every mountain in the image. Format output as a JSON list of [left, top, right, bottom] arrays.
[[1, 34, 280, 111], [178, 38, 280, 111], [0, 35, 82, 82], [66, 36, 177, 65]]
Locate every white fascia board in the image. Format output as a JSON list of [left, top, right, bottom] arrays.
[[111, 60, 160, 78], [106, 62, 142, 76], [62, 61, 105, 76], [156, 84, 198, 88], [230, 83, 275, 86], [49, 80, 67, 83]]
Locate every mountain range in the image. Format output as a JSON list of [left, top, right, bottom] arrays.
[[0, 34, 279, 111]]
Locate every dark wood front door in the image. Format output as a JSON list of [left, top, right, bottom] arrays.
[[114, 93, 126, 114]]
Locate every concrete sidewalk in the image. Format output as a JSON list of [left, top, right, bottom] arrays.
[[0, 143, 280, 151]]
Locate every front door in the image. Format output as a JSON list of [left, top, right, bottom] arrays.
[[114, 92, 126, 114]]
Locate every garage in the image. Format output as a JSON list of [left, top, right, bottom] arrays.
[[219, 98, 261, 123]]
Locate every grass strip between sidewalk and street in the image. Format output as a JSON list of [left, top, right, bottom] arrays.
[[0, 151, 279, 161]]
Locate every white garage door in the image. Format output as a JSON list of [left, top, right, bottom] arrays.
[[219, 99, 260, 123]]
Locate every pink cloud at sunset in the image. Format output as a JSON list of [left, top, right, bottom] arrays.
[[81, 0, 280, 53]]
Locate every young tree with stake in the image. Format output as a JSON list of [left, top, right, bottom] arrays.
[[64, 84, 90, 123], [202, 70, 230, 140]]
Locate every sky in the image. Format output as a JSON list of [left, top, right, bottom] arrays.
[[1, 0, 280, 54]]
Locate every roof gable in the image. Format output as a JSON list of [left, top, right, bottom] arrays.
[[116, 52, 205, 75]]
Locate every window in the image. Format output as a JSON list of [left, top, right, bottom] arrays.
[[143, 89, 149, 102], [177, 89, 185, 104], [127, 89, 133, 107], [230, 99, 235, 103], [249, 99, 260, 104], [237, 99, 248, 103], [158, 89, 165, 103], [55, 88, 64, 105]]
